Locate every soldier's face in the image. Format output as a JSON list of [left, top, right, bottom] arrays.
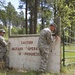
[[0, 32, 5, 36], [50, 26, 56, 31]]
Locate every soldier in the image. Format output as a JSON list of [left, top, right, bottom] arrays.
[[0, 29, 9, 68], [38, 23, 57, 73]]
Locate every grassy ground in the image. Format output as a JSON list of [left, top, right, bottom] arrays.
[[62, 45, 75, 66], [0, 66, 75, 75]]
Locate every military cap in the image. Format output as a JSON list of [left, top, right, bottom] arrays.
[[0, 29, 5, 33]]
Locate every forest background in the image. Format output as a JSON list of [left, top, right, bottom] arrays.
[[0, 0, 75, 39]]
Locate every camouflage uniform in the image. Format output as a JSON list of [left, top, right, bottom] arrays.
[[38, 28, 53, 72], [0, 31, 9, 67]]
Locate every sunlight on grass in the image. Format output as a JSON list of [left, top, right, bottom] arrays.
[[62, 45, 75, 66], [0, 67, 75, 75], [0, 69, 60, 75], [0, 66, 75, 75], [60, 65, 75, 75]]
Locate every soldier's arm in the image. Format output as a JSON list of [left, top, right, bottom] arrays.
[[46, 31, 52, 44], [0, 37, 7, 47]]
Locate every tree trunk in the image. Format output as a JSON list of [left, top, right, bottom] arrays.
[[34, 0, 37, 34], [25, 0, 28, 34], [40, 1, 44, 30]]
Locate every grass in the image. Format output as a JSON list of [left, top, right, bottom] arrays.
[[61, 65, 75, 75], [0, 69, 56, 75], [62, 45, 75, 66], [0, 66, 75, 75]]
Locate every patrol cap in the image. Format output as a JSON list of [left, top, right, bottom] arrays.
[[0, 29, 5, 33], [50, 23, 57, 28]]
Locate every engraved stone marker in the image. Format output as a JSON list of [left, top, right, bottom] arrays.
[[9, 35, 60, 73]]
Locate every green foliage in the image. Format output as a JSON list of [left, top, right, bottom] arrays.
[[18, 28, 25, 34], [37, 24, 41, 34], [0, 0, 75, 34], [11, 27, 26, 34], [0, 10, 7, 26], [0, 67, 75, 75], [11, 27, 18, 34], [58, 0, 75, 28], [0, 0, 5, 9], [0, 1, 24, 29], [6, 2, 16, 21], [3, 26, 8, 40]]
